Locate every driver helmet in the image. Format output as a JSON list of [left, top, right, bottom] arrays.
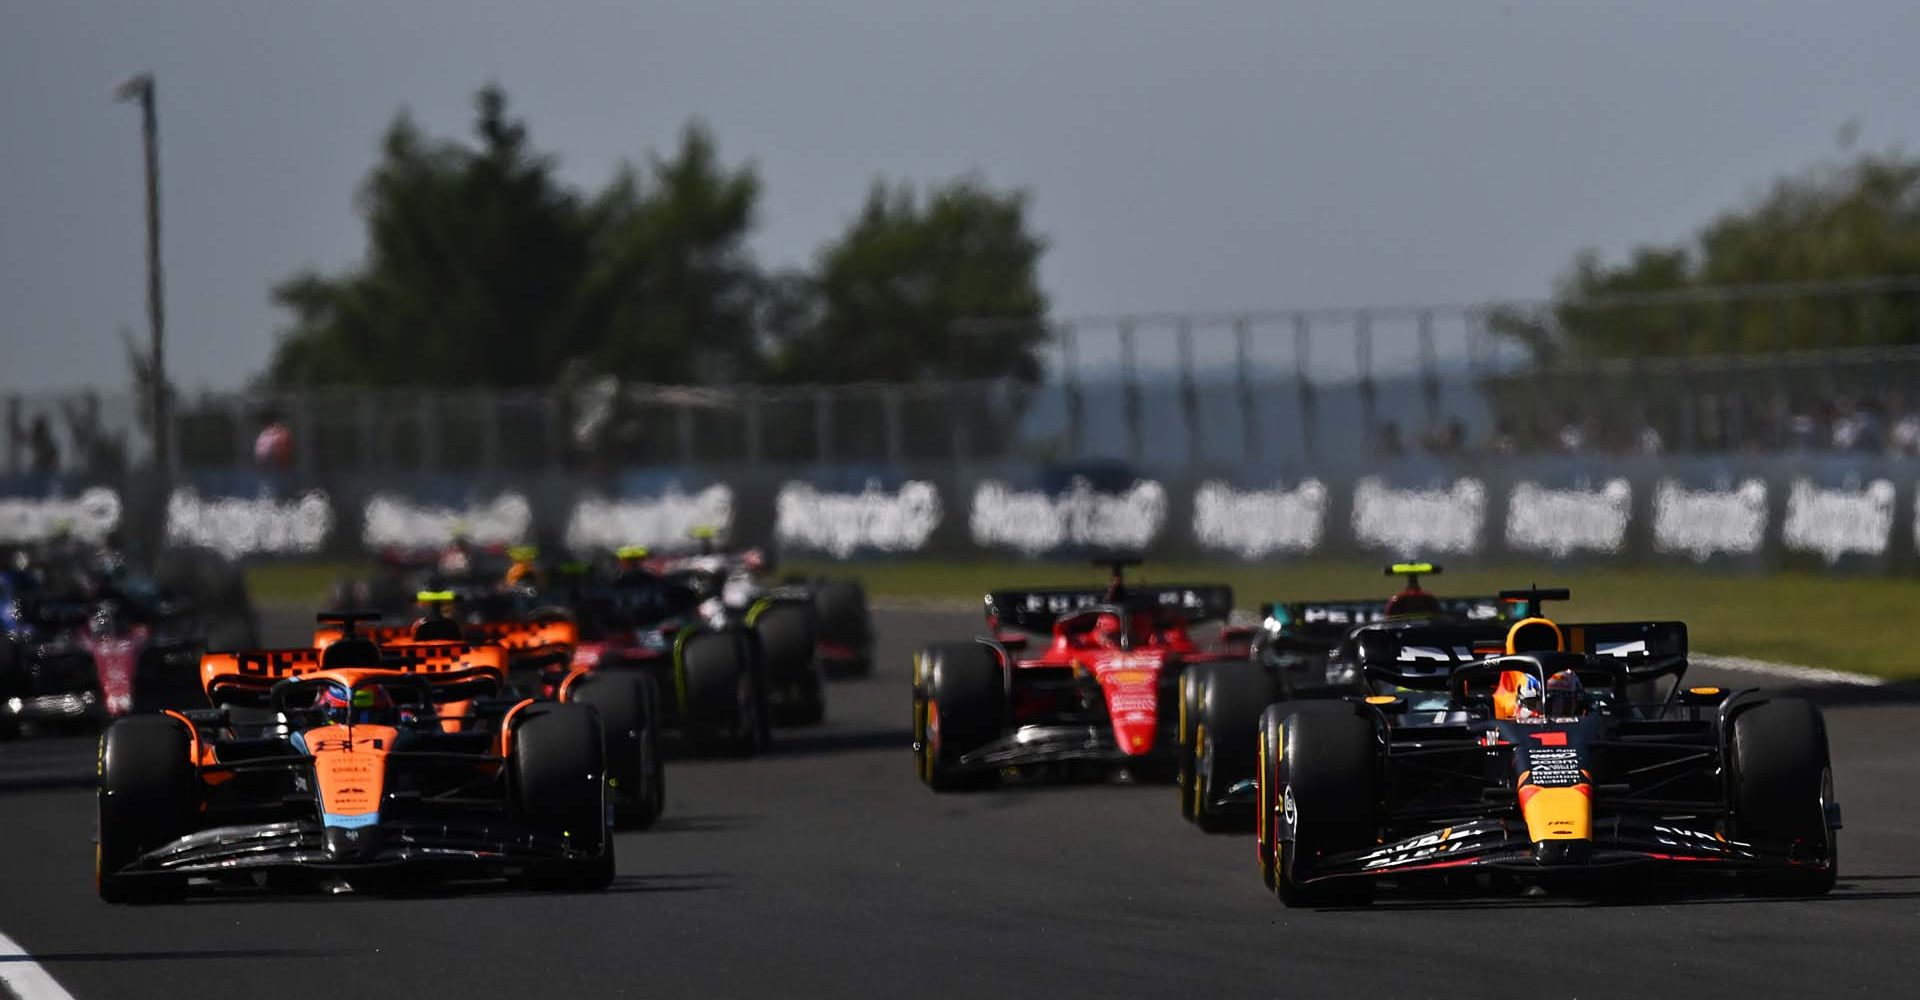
[[1092, 611, 1126, 646], [1494, 670, 1543, 720], [1384, 588, 1442, 617], [316, 683, 396, 725], [1543, 669, 1586, 718]]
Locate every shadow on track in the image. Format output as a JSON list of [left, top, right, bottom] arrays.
[[767, 726, 912, 758]]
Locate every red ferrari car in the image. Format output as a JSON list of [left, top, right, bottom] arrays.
[[911, 559, 1254, 790]]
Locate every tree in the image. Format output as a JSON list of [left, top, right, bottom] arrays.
[[265, 88, 765, 390], [269, 85, 593, 388], [1498, 148, 1920, 363], [768, 177, 1049, 383]]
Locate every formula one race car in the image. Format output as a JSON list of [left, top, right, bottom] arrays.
[[1174, 564, 1509, 830], [1254, 589, 1840, 905], [2, 553, 232, 737], [645, 529, 875, 679], [314, 594, 667, 827], [630, 541, 828, 725], [911, 558, 1255, 791], [95, 614, 615, 902]]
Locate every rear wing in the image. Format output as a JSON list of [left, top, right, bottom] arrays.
[[199, 643, 507, 706], [984, 585, 1235, 633], [1262, 595, 1509, 641], [314, 619, 576, 656], [1355, 620, 1689, 690]]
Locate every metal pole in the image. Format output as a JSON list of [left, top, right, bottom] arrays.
[[1120, 321, 1143, 463], [1235, 318, 1258, 462], [115, 73, 168, 475], [1293, 313, 1316, 458], [1176, 320, 1200, 466]]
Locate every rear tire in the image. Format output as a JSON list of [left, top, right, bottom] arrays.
[[1191, 665, 1277, 833], [755, 602, 825, 726], [1269, 706, 1377, 907], [682, 630, 767, 757], [913, 641, 1003, 792], [512, 704, 614, 890], [815, 580, 872, 676], [567, 672, 665, 830], [98, 716, 196, 903], [1731, 698, 1837, 896]]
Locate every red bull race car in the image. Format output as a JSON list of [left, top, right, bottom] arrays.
[[1176, 563, 1510, 831], [95, 613, 615, 902], [1255, 589, 1840, 905], [911, 559, 1255, 790]]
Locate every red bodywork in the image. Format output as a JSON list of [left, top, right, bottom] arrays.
[[999, 607, 1251, 759]]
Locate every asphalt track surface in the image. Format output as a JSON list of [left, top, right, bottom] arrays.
[[2, 608, 1918, 1000]]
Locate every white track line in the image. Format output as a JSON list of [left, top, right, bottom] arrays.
[[1692, 654, 1887, 688], [0, 930, 78, 1000]]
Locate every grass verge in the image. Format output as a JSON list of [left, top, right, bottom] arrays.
[[785, 559, 1920, 681]]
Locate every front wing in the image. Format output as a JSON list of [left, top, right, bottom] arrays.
[[107, 818, 600, 882], [1296, 817, 1827, 884]]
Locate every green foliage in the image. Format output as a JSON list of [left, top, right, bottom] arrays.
[[767, 179, 1049, 383], [266, 86, 1049, 391], [1500, 148, 1920, 363]]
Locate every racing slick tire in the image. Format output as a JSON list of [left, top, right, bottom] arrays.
[[567, 671, 666, 830], [1265, 704, 1377, 907], [682, 630, 769, 757], [1189, 665, 1277, 832], [753, 601, 825, 727], [97, 715, 196, 903], [0, 636, 20, 741], [1176, 665, 1209, 820], [913, 641, 1004, 792], [512, 704, 615, 890], [1731, 698, 1838, 896], [815, 579, 872, 676]]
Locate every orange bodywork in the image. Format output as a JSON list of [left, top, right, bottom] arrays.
[[302, 720, 398, 824]]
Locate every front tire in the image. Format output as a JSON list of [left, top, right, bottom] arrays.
[[913, 641, 1004, 792], [512, 704, 614, 890], [98, 715, 197, 903], [1731, 698, 1837, 896], [1189, 665, 1276, 832], [1268, 705, 1378, 907]]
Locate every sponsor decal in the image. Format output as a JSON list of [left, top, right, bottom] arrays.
[[0, 487, 121, 543], [565, 484, 735, 552], [1779, 478, 1894, 564], [775, 480, 942, 557], [1651, 479, 1767, 561], [165, 488, 333, 557], [1505, 479, 1632, 557], [969, 478, 1167, 555], [1360, 827, 1461, 869], [1191, 479, 1328, 557], [1350, 478, 1485, 554], [361, 491, 531, 549]]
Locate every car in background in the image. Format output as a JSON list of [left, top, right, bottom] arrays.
[[911, 558, 1254, 791]]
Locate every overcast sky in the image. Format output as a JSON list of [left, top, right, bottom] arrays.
[[2, 0, 1917, 392]]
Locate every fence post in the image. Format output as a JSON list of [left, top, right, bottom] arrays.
[[418, 391, 439, 473], [813, 389, 833, 468], [1061, 323, 1083, 459], [1177, 319, 1200, 467], [675, 399, 695, 467], [743, 392, 763, 464], [4, 394, 17, 476], [1355, 311, 1378, 453], [1418, 309, 1440, 431], [1236, 318, 1258, 463], [883, 386, 904, 470], [1121, 320, 1143, 463], [1294, 313, 1316, 458]]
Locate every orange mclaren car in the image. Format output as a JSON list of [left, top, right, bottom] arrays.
[[94, 613, 614, 902]]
